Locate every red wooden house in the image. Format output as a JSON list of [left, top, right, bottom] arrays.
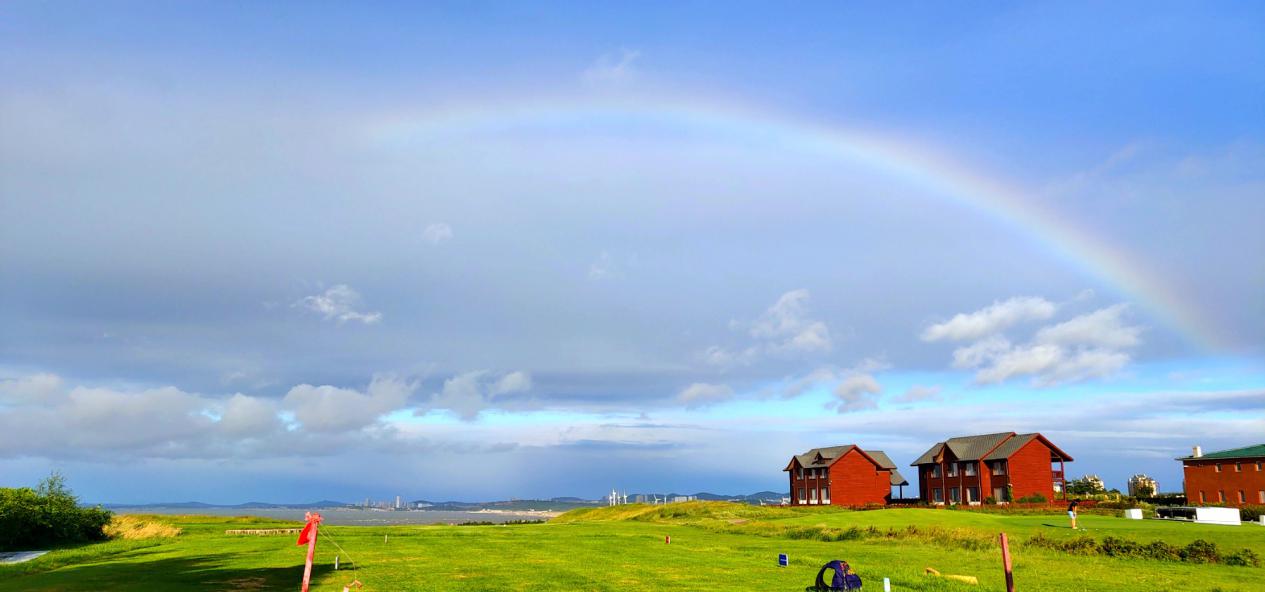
[[784, 445, 909, 506], [1178, 444, 1265, 506], [911, 432, 1072, 504]]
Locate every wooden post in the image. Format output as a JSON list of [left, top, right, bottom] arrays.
[[299, 512, 322, 592], [1000, 532, 1015, 592]]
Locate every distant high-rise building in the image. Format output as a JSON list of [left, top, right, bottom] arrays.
[[395, 495, 402, 509], [1128, 474, 1159, 497]]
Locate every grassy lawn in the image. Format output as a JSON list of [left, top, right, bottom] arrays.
[[1, 504, 1261, 591]]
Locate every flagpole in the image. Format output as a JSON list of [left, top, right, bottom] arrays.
[[300, 512, 322, 592]]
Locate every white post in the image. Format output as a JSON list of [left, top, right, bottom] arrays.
[[335, 554, 339, 570], [883, 577, 891, 592]]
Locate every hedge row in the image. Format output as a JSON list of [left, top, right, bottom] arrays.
[[1026, 533, 1260, 567]]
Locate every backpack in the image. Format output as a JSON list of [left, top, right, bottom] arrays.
[[806, 560, 862, 591]]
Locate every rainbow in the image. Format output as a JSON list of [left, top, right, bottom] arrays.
[[364, 95, 1221, 350]]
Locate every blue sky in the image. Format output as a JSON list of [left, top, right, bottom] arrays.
[[1, 2, 1262, 503]]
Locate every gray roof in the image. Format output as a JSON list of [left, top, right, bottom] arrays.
[[911, 432, 1016, 465], [787, 445, 905, 485], [982, 433, 1038, 461], [865, 450, 898, 470], [790, 445, 857, 469]]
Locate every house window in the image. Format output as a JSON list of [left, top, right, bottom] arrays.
[[798, 488, 806, 503], [1238, 491, 1246, 503], [1217, 491, 1225, 502], [964, 462, 977, 477], [992, 461, 1006, 475], [930, 465, 941, 478], [1256, 461, 1261, 471], [1215, 464, 1221, 473], [966, 487, 979, 503], [1235, 463, 1242, 472], [1199, 491, 1206, 503], [821, 469, 828, 480], [932, 489, 943, 503], [949, 488, 960, 503], [810, 488, 818, 503], [947, 464, 959, 477], [822, 487, 830, 505], [1259, 491, 1264, 504], [796, 468, 803, 480]]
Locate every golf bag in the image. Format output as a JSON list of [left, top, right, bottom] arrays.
[[805, 560, 862, 591]]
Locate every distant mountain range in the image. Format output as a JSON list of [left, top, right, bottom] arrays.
[[102, 500, 350, 510], [101, 491, 789, 511]]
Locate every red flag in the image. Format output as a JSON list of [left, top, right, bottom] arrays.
[[296, 521, 316, 546]]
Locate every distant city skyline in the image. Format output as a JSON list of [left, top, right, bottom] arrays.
[[1, 2, 1262, 503]]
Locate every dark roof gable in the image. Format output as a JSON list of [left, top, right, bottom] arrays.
[[911, 432, 1073, 465]]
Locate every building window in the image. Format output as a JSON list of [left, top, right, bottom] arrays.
[[798, 488, 806, 503], [1218, 491, 1225, 502], [821, 469, 828, 480], [930, 465, 941, 478], [1235, 463, 1242, 472], [992, 461, 1006, 475], [949, 488, 960, 503], [1238, 491, 1246, 503], [966, 487, 979, 503], [810, 488, 818, 503], [947, 463, 959, 477], [1259, 491, 1264, 504], [964, 462, 977, 477], [932, 489, 943, 503], [1215, 464, 1221, 473], [796, 468, 803, 480], [1256, 461, 1261, 471], [1199, 491, 1206, 503], [822, 487, 830, 504]]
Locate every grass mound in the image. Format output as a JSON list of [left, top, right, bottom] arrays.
[[103, 515, 182, 540]]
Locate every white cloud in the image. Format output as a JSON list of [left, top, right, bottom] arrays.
[[678, 383, 734, 409], [833, 373, 883, 413], [940, 302, 1143, 386], [706, 289, 833, 367], [492, 371, 533, 396], [421, 223, 453, 245], [777, 358, 888, 413], [921, 297, 1056, 342], [1035, 304, 1141, 348], [218, 393, 282, 436], [428, 370, 533, 420], [588, 251, 618, 280], [582, 49, 641, 85], [282, 376, 414, 433], [295, 284, 382, 325], [894, 384, 942, 403]]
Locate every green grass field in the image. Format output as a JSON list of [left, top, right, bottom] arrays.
[[2, 503, 1262, 591]]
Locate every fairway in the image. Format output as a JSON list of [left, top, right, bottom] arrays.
[[2, 504, 1262, 591]]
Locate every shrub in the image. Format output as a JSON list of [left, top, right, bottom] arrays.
[[1223, 548, 1261, 568], [1140, 541, 1182, 561], [983, 496, 997, 505], [0, 473, 113, 551], [1015, 493, 1048, 504], [1239, 504, 1265, 522], [1099, 536, 1141, 557], [1180, 539, 1220, 564]]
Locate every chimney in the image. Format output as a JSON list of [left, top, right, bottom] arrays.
[[1192, 445, 1202, 458]]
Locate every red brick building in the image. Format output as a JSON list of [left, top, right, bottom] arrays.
[[1178, 444, 1265, 506], [911, 432, 1072, 504], [784, 445, 909, 506]]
